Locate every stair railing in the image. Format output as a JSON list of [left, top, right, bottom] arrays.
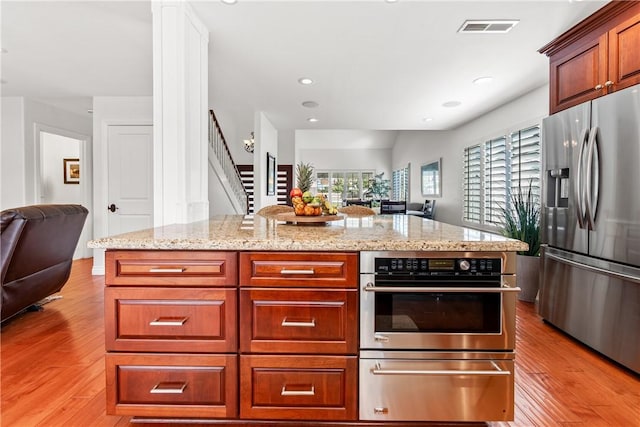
[[208, 110, 249, 214]]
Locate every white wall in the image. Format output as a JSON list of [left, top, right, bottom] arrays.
[[253, 112, 279, 210], [1, 97, 25, 209], [92, 96, 153, 274], [392, 85, 549, 227], [23, 98, 92, 204], [40, 132, 81, 204], [295, 129, 395, 179], [1, 97, 92, 210], [391, 130, 455, 218]]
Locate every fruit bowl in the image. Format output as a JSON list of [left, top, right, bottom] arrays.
[[290, 189, 338, 217]]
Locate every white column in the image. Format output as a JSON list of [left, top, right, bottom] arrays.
[[152, 0, 209, 226]]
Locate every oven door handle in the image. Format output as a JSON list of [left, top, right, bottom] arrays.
[[371, 362, 510, 376], [363, 285, 521, 293]]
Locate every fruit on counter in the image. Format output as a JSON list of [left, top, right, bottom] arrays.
[[290, 187, 303, 199], [290, 190, 336, 216], [302, 191, 314, 203]]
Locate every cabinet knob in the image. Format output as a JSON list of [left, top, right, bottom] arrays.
[[604, 80, 614, 87], [595, 84, 604, 90]]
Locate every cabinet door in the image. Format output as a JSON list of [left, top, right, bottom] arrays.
[[240, 355, 357, 421], [549, 34, 608, 114], [240, 288, 357, 354], [106, 353, 237, 418], [239, 252, 357, 288], [106, 250, 237, 287], [105, 287, 237, 353], [608, 13, 640, 92]]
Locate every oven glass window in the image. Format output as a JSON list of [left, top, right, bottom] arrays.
[[374, 292, 501, 333]]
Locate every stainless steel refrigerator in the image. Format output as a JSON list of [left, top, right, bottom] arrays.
[[540, 83, 640, 374]]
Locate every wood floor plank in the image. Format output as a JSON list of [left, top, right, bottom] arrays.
[[2, 258, 638, 427]]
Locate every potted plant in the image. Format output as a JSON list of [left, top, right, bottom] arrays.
[[363, 172, 391, 210], [500, 181, 541, 302]]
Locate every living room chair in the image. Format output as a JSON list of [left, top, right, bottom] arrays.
[[1, 204, 88, 322]]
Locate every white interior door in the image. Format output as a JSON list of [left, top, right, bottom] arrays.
[[107, 125, 153, 235]]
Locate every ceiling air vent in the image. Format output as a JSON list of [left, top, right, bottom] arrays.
[[458, 20, 520, 34]]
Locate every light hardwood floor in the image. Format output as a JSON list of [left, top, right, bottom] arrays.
[[1, 258, 638, 426]]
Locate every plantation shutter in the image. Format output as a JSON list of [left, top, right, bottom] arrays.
[[392, 165, 409, 200], [483, 136, 508, 225], [463, 144, 482, 223], [510, 125, 541, 197]]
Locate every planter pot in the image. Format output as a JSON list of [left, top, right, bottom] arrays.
[[517, 255, 540, 303]]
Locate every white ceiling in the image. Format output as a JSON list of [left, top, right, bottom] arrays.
[[1, 0, 607, 132]]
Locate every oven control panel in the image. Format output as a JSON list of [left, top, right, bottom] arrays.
[[375, 258, 501, 275]]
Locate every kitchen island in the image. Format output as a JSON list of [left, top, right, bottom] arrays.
[[89, 214, 527, 425]]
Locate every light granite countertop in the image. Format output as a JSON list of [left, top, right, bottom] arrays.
[[88, 214, 528, 252]]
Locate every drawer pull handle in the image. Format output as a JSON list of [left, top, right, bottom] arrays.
[[150, 382, 187, 394], [374, 407, 389, 415], [281, 318, 316, 327], [280, 268, 315, 275], [148, 267, 186, 273], [281, 386, 315, 396], [149, 317, 188, 326]]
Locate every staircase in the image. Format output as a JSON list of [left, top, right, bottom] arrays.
[[208, 110, 249, 214]]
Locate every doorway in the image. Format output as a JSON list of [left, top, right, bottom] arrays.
[[37, 127, 91, 259]]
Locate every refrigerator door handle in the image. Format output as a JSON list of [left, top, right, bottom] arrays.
[[545, 252, 640, 284], [585, 126, 600, 230], [575, 127, 589, 229]]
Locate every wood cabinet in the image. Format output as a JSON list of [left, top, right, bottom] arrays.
[[239, 288, 358, 354], [105, 353, 237, 418], [104, 250, 360, 423], [104, 250, 238, 418], [238, 251, 359, 421], [541, 2, 640, 114], [240, 355, 358, 421]]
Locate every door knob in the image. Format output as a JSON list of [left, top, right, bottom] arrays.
[[108, 204, 119, 212]]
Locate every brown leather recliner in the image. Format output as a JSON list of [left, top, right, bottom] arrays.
[[1, 204, 88, 322]]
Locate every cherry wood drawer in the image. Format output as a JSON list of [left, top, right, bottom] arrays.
[[240, 355, 357, 421], [106, 353, 237, 418], [106, 250, 237, 287], [239, 252, 357, 288], [105, 287, 237, 353], [240, 289, 357, 354]]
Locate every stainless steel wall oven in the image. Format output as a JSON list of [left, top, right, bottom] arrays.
[[359, 251, 519, 422]]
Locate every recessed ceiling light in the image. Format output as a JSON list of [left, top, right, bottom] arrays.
[[302, 101, 319, 108], [298, 77, 314, 85], [442, 101, 462, 108], [307, 118, 319, 123], [87, 109, 93, 114], [473, 76, 493, 85], [422, 117, 433, 122], [385, 0, 399, 3], [221, 0, 237, 5]]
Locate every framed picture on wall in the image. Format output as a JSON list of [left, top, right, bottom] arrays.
[[267, 152, 276, 196], [63, 158, 80, 184]]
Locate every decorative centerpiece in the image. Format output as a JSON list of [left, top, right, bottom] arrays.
[[290, 188, 338, 216]]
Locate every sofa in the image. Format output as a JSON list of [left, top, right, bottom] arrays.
[[407, 200, 436, 219], [1, 204, 88, 322]]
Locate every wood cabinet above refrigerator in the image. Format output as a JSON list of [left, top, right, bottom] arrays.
[[539, 1, 640, 114]]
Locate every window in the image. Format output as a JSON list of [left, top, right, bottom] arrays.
[[463, 124, 541, 226], [392, 165, 409, 200], [313, 170, 374, 205], [484, 136, 507, 225], [463, 145, 482, 223]]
